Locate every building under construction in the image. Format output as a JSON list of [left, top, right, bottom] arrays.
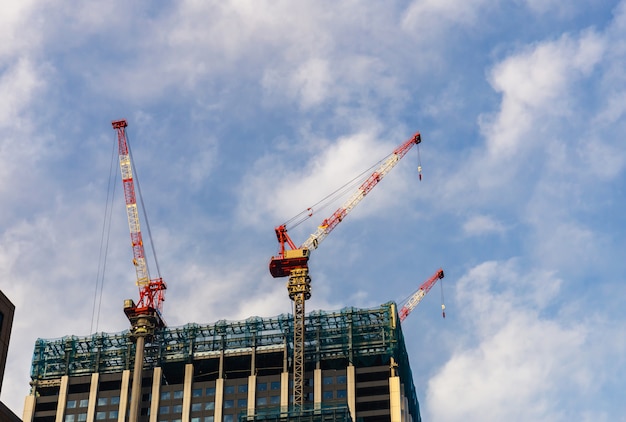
[[24, 302, 420, 422]]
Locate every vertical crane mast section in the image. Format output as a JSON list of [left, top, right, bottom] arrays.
[[399, 268, 444, 322]]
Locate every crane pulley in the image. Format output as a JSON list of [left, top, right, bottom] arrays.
[[399, 268, 445, 322]]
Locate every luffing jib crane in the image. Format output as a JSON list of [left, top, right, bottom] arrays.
[[269, 131, 422, 409], [398, 268, 445, 322], [112, 119, 167, 422]]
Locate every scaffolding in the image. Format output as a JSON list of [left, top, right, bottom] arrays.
[[30, 302, 418, 416]]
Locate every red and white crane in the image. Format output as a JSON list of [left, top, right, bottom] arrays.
[[112, 119, 166, 422], [269, 131, 422, 409], [399, 268, 445, 321]]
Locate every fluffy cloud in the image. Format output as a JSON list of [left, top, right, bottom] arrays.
[[425, 261, 592, 422]]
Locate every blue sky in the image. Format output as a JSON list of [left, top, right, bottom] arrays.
[[1, 1, 625, 420]]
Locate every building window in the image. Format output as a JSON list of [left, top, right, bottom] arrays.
[[224, 415, 234, 422], [192, 403, 202, 412], [109, 411, 118, 419], [270, 395, 280, 405], [257, 382, 267, 391], [173, 404, 182, 413], [257, 397, 267, 406], [224, 385, 235, 394], [237, 399, 247, 408], [161, 391, 171, 401], [205, 402, 215, 411], [111, 396, 120, 405], [206, 387, 216, 396], [67, 400, 77, 409], [77, 414, 87, 422], [65, 415, 75, 422], [97, 397, 108, 406], [337, 389, 347, 399], [337, 375, 347, 384], [192, 388, 202, 397], [323, 391, 333, 400], [174, 390, 183, 399], [204, 417, 214, 422], [79, 399, 89, 408], [192, 418, 201, 422], [238, 384, 248, 393], [224, 400, 234, 409], [159, 406, 169, 414], [96, 411, 106, 420], [323, 376, 333, 385], [270, 381, 280, 390]]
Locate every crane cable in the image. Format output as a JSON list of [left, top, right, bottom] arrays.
[[283, 146, 408, 230], [440, 276, 446, 318], [90, 136, 118, 334]]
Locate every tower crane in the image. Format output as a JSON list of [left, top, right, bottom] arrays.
[[112, 119, 167, 422], [269, 131, 422, 409], [398, 268, 445, 322]]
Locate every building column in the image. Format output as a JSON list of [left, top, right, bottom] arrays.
[[22, 394, 36, 422], [214, 378, 224, 422], [389, 368, 402, 422], [280, 339, 289, 416], [247, 374, 256, 417], [55, 375, 69, 422], [149, 367, 162, 422], [347, 364, 356, 422], [118, 370, 131, 422], [87, 372, 99, 422], [313, 368, 322, 410], [280, 371, 289, 415], [182, 363, 194, 422]]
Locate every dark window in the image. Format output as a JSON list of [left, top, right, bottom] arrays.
[[238, 384, 248, 393], [224, 385, 235, 394], [270, 381, 280, 390]]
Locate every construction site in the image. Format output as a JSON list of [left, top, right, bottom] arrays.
[[22, 121, 440, 422]]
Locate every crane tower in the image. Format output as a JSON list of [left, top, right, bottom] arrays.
[[270, 132, 422, 409]]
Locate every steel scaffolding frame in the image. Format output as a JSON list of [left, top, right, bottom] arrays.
[[30, 302, 418, 416]]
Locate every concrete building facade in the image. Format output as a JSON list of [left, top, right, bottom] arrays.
[[0, 289, 23, 422], [25, 303, 420, 422]]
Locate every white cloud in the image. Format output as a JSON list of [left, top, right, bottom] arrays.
[[426, 261, 592, 422], [402, 0, 491, 32], [483, 31, 605, 159], [462, 214, 506, 236]]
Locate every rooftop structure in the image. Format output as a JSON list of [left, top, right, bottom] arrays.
[[25, 302, 420, 422]]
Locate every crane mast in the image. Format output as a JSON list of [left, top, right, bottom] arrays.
[[399, 268, 445, 322], [112, 119, 166, 422], [269, 132, 422, 410]]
